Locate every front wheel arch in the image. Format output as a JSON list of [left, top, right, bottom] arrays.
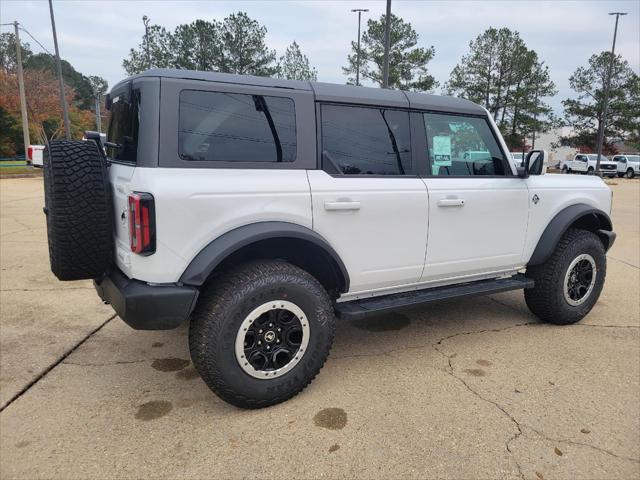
[[528, 204, 614, 266]]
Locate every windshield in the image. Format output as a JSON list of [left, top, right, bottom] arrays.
[[106, 88, 140, 163], [587, 154, 609, 161]]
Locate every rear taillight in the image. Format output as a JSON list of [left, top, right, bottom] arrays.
[[27, 146, 33, 161], [128, 192, 156, 255]]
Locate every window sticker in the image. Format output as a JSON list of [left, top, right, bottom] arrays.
[[432, 135, 452, 174]]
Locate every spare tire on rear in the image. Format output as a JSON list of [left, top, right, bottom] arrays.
[[44, 140, 113, 281]]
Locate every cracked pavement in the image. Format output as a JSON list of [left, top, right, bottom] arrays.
[[1, 177, 639, 479]]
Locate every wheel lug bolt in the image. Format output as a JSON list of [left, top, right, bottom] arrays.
[[276, 339, 280, 343], [277, 328, 281, 332], [259, 329, 263, 334], [269, 323, 273, 328], [266, 346, 271, 350], [258, 341, 262, 345]]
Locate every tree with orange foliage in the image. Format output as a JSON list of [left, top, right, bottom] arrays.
[[0, 68, 93, 145]]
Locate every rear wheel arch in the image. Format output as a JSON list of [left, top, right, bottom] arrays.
[[528, 204, 614, 266], [179, 222, 350, 295]]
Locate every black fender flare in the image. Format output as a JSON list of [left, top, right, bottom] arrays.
[[178, 221, 350, 291], [528, 204, 614, 266]]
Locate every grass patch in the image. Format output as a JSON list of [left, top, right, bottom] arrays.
[[0, 166, 42, 177]]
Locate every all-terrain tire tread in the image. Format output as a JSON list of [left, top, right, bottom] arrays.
[[44, 140, 113, 280], [189, 261, 335, 409], [525, 228, 605, 324]]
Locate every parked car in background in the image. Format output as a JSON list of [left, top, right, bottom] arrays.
[[27, 145, 45, 167], [510, 152, 524, 167], [561, 154, 617, 177], [612, 154, 640, 178]]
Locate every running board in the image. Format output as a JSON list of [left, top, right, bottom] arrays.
[[335, 274, 534, 321]]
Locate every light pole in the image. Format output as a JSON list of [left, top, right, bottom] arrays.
[[381, 0, 392, 88], [143, 15, 151, 70], [595, 11, 627, 175], [351, 8, 369, 86], [48, 0, 70, 139]]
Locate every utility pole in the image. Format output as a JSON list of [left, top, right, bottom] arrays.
[[351, 9, 369, 86], [48, 0, 70, 139], [595, 11, 627, 175], [143, 15, 151, 70], [381, 0, 392, 88], [13, 21, 30, 160]]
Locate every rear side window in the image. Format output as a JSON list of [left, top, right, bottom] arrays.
[[321, 104, 412, 175], [178, 90, 296, 163], [107, 89, 140, 163], [423, 113, 508, 176]]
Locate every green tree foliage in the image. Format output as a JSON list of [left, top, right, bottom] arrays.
[[562, 51, 640, 151], [0, 32, 32, 73], [218, 12, 276, 76], [122, 12, 288, 77], [277, 41, 317, 81], [445, 28, 556, 149], [170, 20, 220, 71], [25, 53, 107, 110], [0, 106, 23, 157], [122, 23, 173, 75], [343, 13, 437, 91], [88, 75, 108, 96]]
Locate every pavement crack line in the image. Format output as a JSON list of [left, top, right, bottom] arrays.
[[523, 423, 640, 464], [0, 286, 94, 293], [432, 323, 640, 476], [0, 314, 117, 413], [62, 359, 148, 367], [609, 256, 640, 270]]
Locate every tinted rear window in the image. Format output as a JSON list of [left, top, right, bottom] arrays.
[[178, 90, 296, 163], [321, 104, 412, 175], [106, 89, 139, 163]]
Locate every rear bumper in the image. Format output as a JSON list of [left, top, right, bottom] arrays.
[[94, 268, 198, 330]]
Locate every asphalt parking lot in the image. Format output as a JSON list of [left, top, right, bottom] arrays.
[[1, 176, 638, 479]]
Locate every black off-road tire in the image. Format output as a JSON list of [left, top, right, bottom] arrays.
[[44, 140, 113, 281], [562, 165, 569, 174], [189, 260, 335, 409], [587, 167, 595, 175], [626, 168, 635, 179], [525, 228, 606, 325]]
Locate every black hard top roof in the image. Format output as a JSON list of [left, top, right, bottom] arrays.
[[120, 68, 485, 115]]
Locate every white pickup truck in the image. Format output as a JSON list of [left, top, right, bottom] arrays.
[[561, 154, 618, 177], [612, 154, 640, 178]]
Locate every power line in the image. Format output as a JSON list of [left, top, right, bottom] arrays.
[[18, 25, 53, 55], [1, 21, 54, 56]]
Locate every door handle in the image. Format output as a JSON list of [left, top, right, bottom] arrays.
[[437, 198, 465, 207], [324, 200, 361, 211]]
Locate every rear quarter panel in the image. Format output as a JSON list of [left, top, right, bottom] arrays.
[[119, 168, 312, 283]]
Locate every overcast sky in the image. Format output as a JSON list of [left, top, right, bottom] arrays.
[[2, 0, 639, 113]]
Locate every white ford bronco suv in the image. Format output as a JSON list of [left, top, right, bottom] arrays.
[[43, 70, 615, 408]]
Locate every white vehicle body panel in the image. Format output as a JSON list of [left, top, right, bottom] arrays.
[[307, 170, 429, 293], [522, 175, 612, 261], [110, 164, 313, 284], [421, 177, 529, 281]]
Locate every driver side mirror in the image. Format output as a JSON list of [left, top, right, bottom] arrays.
[[518, 150, 548, 178]]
